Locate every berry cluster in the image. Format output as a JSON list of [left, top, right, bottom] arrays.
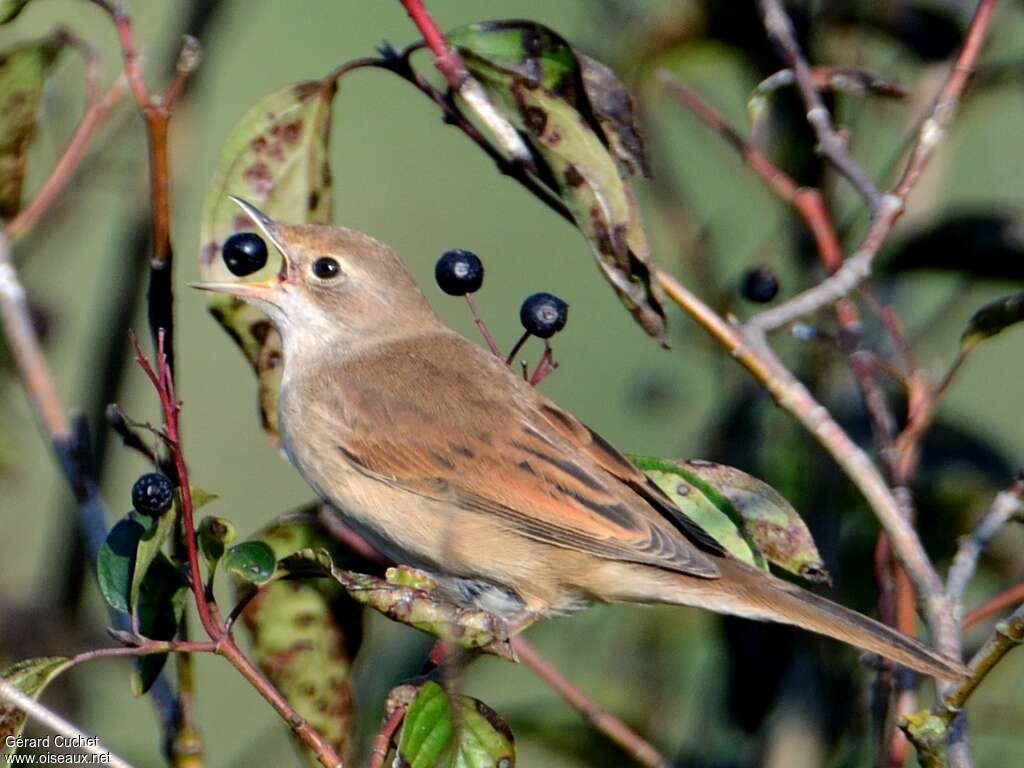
[[434, 249, 568, 384]]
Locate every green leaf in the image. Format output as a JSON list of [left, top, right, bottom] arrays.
[[449, 20, 666, 342], [129, 507, 177, 622], [237, 509, 363, 764], [198, 515, 236, 576], [131, 556, 187, 696], [0, 32, 65, 216], [0, 0, 33, 24], [187, 485, 220, 510], [646, 457, 830, 584], [283, 551, 513, 660], [222, 540, 277, 586], [0, 657, 72, 753], [633, 456, 763, 569], [397, 681, 515, 768], [198, 77, 337, 444], [96, 515, 148, 613], [961, 293, 1024, 351]]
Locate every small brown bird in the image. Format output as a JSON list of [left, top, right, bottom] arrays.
[[194, 197, 965, 680]]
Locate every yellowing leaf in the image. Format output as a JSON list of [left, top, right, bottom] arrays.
[[0, 657, 72, 753], [0, 33, 64, 216], [448, 21, 666, 342], [238, 510, 363, 764], [198, 78, 337, 443]]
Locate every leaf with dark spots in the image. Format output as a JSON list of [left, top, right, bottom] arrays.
[[883, 212, 1024, 281], [198, 76, 338, 444], [636, 456, 830, 584], [632, 455, 762, 569], [198, 514, 236, 578], [1, 657, 72, 753], [0, 32, 65, 216], [447, 20, 665, 342], [397, 681, 516, 768], [961, 293, 1024, 351], [576, 52, 648, 177], [235, 509, 365, 764], [448, 21, 578, 95]]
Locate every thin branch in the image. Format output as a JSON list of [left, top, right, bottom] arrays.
[[396, 0, 532, 166], [511, 638, 670, 768], [131, 334, 343, 768], [965, 583, 1024, 630], [0, 678, 136, 768], [747, 0, 999, 333], [653, 268, 952, 650], [89, 2, 202, 370], [756, 0, 883, 210], [368, 706, 407, 768], [4, 81, 127, 242], [902, 605, 1024, 763], [947, 479, 1024, 605]]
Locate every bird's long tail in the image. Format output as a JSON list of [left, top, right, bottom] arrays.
[[668, 558, 967, 680]]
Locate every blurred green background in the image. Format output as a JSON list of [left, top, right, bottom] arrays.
[[2, 0, 1023, 765]]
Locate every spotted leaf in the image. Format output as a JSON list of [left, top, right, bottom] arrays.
[[235, 509, 365, 765], [648, 457, 830, 584], [198, 78, 337, 443], [0, 32, 64, 216], [0, 657, 72, 753], [448, 21, 665, 342]]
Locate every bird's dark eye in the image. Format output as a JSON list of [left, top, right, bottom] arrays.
[[311, 257, 341, 280]]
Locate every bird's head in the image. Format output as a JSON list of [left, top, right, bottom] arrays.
[[192, 197, 437, 348]]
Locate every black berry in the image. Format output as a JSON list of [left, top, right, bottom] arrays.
[[222, 232, 268, 277], [435, 249, 484, 296], [131, 472, 174, 517], [519, 292, 568, 338], [741, 266, 779, 303]]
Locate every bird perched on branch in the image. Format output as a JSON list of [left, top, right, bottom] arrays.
[[193, 196, 965, 681]]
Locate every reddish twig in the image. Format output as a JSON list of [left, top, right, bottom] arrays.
[[464, 294, 502, 357], [965, 583, 1024, 630], [511, 637, 670, 768], [756, 0, 884, 210], [528, 343, 558, 386], [398, 0, 464, 88], [130, 330, 220, 638], [369, 706, 407, 768], [748, 0, 999, 334], [395, 1, 532, 166], [657, 73, 844, 277], [130, 331, 344, 768], [89, 1, 202, 369], [948, 479, 1024, 605]]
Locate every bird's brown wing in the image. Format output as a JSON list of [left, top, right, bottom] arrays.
[[321, 333, 723, 578]]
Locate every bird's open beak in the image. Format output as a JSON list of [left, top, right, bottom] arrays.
[[189, 196, 291, 302], [189, 276, 281, 301]]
